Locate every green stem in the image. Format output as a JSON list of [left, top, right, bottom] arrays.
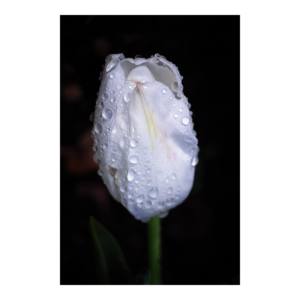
[[147, 216, 161, 284]]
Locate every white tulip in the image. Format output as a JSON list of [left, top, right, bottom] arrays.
[[91, 54, 199, 222]]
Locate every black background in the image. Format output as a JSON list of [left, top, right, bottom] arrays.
[[60, 15, 240, 285]]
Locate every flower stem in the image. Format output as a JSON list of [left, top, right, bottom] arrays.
[[147, 216, 161, 284]]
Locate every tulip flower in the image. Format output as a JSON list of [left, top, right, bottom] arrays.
[[91, 53, 199, 223]]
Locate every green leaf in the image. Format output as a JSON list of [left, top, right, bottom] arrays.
[[89, 216, 133, 284]]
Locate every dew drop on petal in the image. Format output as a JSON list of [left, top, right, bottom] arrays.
[[119, 138, 125, 149], [167, 187, 173, 194], [159, 211, 169, 218], [97, 170, 103, 176], [120, 121, 127, 131], [89, 112, 95, 122], [117, 84, 122, 90], [171, 173, 177, 180], [149, 187, 159, 199], [109, 73, 115, 79], [181, 117, 190, 125], [174, 113, 179, 119], [145, 201, 153, 208], [127, 170, 136, 182], [179, 108, 183, 113], [106, 60, 118, 72], [94, 123, 102, 134], [120, 184, 126, 192], [162, 88, 167, 94], [158, 202, 165, 209], [124, 93, 130, 103], [147, 180, 152, 186], [112, 157, 117, 163], [121, 196, 127, 206], [129, 155, 138, 164], [166, 198, 174, 206], [191, 156, 199, 166], [146, 168, 151, 174], [130, 139, 138, 147], [102, 93, 108, 100], [141, 175, 145, 181], [136, 195, 145, 203], [102, 108, 113, 120], [111, 97, 116, 102]]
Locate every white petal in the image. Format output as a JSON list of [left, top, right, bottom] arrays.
[[92, 55, 199, 222]]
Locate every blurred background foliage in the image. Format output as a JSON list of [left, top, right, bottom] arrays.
[[60, 15, 240, 284]]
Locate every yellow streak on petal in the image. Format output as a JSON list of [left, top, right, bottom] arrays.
[[137, 86, 155, 151]]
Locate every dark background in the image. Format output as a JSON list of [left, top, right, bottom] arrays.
[[60, 15, 240, 285]]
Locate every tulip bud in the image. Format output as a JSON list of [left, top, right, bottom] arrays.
[[91, 54, 199, 222]]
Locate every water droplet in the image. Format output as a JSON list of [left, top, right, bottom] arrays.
[[181, 117, 190, 125], [111, 97, 116, 102], [106, 59, 118, 72], [102, 93, 108, 100], [111, 90, 115, 94], [112, 157, 117, 163], [129, 85, 133, 90], [102, 108, 113, 120], [145, 201, 153, 208], [179, 108, 183, 113], [146, 168, 151, 174], [120, 184, 126, 192], [167, 187, 173, 194], [162, 88, 167, 94], [137, 195, 145, 203], [89, 112, 95, 122], [120, 121, 127, 131], [109, 73, 115, 79], [97, 170, 103, 176], [121, 196, 127, 206], [117, 84, 122, 90], [174, 113, 179, 119], [124, 93, 131, 102], [166, 177, 169, 183], [137, 134, 141, 139], [102, 144, 108, 150], [159, 211, 169, 218], [149, 187, 159, 198], [158, 202, 165, 209], [127, 169, 136, 181], [191, 156, 199, 166], [94, 123, 102, 134], [119, 138, 125, 149], [128, 193, 133, 199], [134, 179, 139, 184], [130, 139, 138, 147], [166, 198, 174, 206], [129, 155, 138, 164], [141, 175, 146, 181], [147, 180, 152, 186], [171, 173, 176, 180], [171, 82, 179, 92], [112, 128, 117, 134]]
